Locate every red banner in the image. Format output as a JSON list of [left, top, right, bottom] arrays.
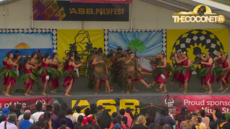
[[164, 95, 230, 115], [0, 97, 53, 111], [70, 0, 132, 3]]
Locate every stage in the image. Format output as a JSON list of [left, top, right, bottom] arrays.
[[2, 75, 230, 97]]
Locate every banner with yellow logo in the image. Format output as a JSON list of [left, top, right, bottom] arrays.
[[57, 29, 104, 75], [167, 28, 229, 74]]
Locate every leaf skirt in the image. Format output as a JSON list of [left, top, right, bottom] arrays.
[[0, 69, 17, 86]]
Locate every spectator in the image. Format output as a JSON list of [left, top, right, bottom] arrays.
[[208, 121, 217, 129], [8, 105, 15, 113], [18, 107, 30, 120], [74, 122, 82, 129], [1, 107, 10, 118], [97, 110, 112, 129], [53, 110, 74, 129], [176, 107, 188, 129], [87, 125, 95, 129], [146, 107, 156, 126], [148, 123, 156, 129], [112, 112, 118, 119], [0, 115, 6, 123], [53, 103, 60, 117], [66, 108, 76, 124], [58, 118, 71, 129], [132, 115, 147, 129], [39, 111, 52, 128], [19, 113, 33, 129], [0, 114, 18, 129], [196, 116, 206, 129], [124, 107, 134, 128], [119, 109, 127, 125], [39, 105, 58, 121], [15, 104, 23, 117], [157, 119, 165, 129], [199, 110, 210, 128], [155, 108, 175, 129], [213, 109, 230, 129], [31, 102, 44, 123], [61, 103, 68, 111], [73, 106, 85, 122], [109, 116, 126, 129], [90, 104, 97, 115], [18, 110, 34, 123], [95, 105, 104, 119], [82, 115, 100, 129], [43, 119, 53, 129], [180, 113, 193, 129], [191, 125, 196, 129], [113, 123, 122, 129], [35, 121, 42, 128], [163, 124, 170, 129]]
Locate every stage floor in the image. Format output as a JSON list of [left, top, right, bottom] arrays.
[[1, 75, 230, 97]]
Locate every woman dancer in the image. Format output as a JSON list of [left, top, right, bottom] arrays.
[[200, 52, 214, 94], [125, 52, 150, 94], [51, 53, 63, 91], [153, 52, 169, 93], [22, 57, 38, 96], [220, 53, 230, 93], [30, 52, 41, 90], [170, 51, 183, 90], [63, 52, 83, 96], [2, 52, 20, 96], [87, 49, 97, 88], [215, 51, 223, 90], [92, 51, 113, 95], [39, 53, 58, 95], [175, 51, 191, 94]]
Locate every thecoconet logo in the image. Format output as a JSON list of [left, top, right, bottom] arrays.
[[36, 99, 47, 107], [164, 98, 174, 107]]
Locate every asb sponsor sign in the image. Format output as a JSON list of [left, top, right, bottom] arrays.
[[70, 0, 133, 3], [0, 97, 53, 110], [172, 5, 225, 23]]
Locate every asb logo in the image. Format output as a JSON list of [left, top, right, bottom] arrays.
[[172, 5, 225, 23]]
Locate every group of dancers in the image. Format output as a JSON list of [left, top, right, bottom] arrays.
[[0, 47, 229, 96]]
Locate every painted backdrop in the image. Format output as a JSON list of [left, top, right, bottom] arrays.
[[0, 29, 55, 64], [105, 29, 166, 74], [57, 29, 104, 75], [167, 28, 229, 74]]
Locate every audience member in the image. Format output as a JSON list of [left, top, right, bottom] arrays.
[[90, 104, 97, 115], [109, 116, 126, 129], [66, 108, 76, 124], [208, 121, 217, 129], [0, 114, 18, 129], [61, 103, 68, 111], [124, 107, 134, 128], [155, 108, 175, 129], [31, 102, 44, 123], [197, 116, 207, 129], [97, 110, 112, 129], [43, 119, 53, 129], [119, 109, 128, 125], [73, 106, 85, 122], [180, 113, 193, 129], [82, 115, 100, 129], [39, 105, 58, 121], [19, 113, 33, 129], [8, 105, 15, 113], [53, 103, 60, 117], [58, 118, 71, 129], [163, 124, 170, 129], [176, 107, 188, 129], [0, 115, 6, 123], [18, 110, 34, 123], [199, 110, 210, 127], [146, 107, 156, 126], [15, 104, 23, 118], [148, 123, 156, 129], [1, 107, 10, 118], [213, 108, 230, 129], [132, 115, 147, 129], [18, 107, 30, 119], [112, 112, 118, 119], [39, 111, 52, 128], [53, 110, 74, 129], [156, 119, 165, 129], [95, 105, 104, 119]]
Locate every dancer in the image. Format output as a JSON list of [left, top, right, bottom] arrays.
[[51, 53, 63, 91], [175, 52, 191, 94], [111, 47, 122, 86], [153, 52, 169, 93], [220, 53, 230, 93], [92, 50, 113, 95], [38, 53, 58, 95], [30, 52, 41, 90], [170, 51, 183, 90], [125, 52, 150, 94], [21, 57, 38, 96], [63, 52, 83, 96], [199, 52, 214, 94], [1, 52, 20, 96], [87, 49, 97, 88], [215, 51, 223, 90]]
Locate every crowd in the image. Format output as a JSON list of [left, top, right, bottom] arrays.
[[0, 102, 229, 129]]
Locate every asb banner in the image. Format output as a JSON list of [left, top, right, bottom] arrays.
[[70, 0, 133, 3], [57, 29, 104, 75], [167, 29, 229, 74], [0, 97, 53, 111], [54, 95, 230, 116], [33, 0, 129, 21]]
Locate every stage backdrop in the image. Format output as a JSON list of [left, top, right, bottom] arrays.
[[33, 0, 129, 21], [104, 29, 166, 74], [167, 29, 229, 74], [57, 29, 104, 75], [0, 28, 56, 64]]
